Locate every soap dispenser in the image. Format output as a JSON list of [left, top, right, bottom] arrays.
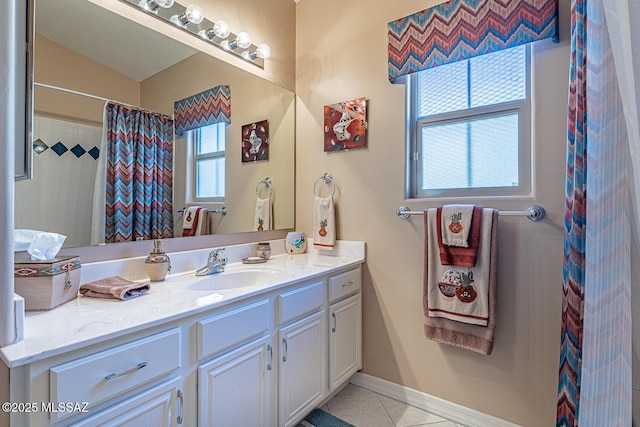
[[145, 240, 171, 282]]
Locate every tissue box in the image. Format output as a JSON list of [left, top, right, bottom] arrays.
[[14, 256, 81, 311]]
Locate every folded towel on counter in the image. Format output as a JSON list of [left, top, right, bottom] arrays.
[[440, 204, 475, 247], [254, 196, 272, 231], [313, 196, 336, 249], [423, 208, 498, 355], [79, 276, 150, 300], [437, 206, 482, 267], [182, 207, 209, 237]]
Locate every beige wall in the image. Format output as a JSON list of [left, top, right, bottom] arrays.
[[141, 52, 295, 234], [33, 34, 140, 124], [295, 0, 570, 425]]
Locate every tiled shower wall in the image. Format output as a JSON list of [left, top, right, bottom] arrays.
[[15, 116, 102, 248]]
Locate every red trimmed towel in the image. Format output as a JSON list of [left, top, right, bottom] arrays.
[[423, 207, 498, 355], [436, 206, 482, 267], [182, 207, 209, 237]]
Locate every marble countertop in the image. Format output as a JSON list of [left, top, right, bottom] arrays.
[[1, 241, 365, 368]]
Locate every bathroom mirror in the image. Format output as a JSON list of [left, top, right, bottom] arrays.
[[15, 0, 295, 248]]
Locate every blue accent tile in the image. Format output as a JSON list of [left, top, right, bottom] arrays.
[[71, 144, 86, 158], [88, 146, 100, 160], [51, 141, 68, 156], [32, 138, 48, 154]]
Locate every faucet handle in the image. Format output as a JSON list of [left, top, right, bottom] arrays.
[[209, 248, 227, 264]]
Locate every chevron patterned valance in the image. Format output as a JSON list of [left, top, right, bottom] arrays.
[[388, 0, 559, 82], [174, 85, 231, 135]]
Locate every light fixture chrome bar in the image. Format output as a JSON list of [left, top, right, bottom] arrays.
[[396, 205, 546, 222], [117, 0, 266, 68]]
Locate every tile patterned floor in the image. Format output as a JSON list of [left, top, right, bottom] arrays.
[[322, 385, 466, 427]]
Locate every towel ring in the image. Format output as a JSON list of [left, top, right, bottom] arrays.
[[256, 177, 273, 199], [313, 172, 336, 198]]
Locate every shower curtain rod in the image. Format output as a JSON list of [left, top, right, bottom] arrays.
[[33, 82, 174, 118]]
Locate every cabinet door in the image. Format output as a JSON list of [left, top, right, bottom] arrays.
[[198, 336, 272, 427], [278, 310, 326, 427], [70, 378, 182, 427], [329, 294, 362, 392]]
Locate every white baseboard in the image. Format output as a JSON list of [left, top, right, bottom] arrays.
[[350, 372, 522, 427]]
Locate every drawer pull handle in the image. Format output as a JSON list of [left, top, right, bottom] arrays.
[[332, 313, 337, 332], [104, 362, 148, 380], [267, 345, 273, 371], [282, 338, 288, 362], [342, 281, 354, 288], [176, 389, 184, 425]]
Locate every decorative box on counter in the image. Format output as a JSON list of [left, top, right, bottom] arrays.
[[14, 255, 81, 311]]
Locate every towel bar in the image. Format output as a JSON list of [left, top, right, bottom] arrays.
[[396, 205, 545, 222], [177, 207, 227, 216]]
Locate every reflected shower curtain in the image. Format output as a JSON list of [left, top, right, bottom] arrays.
[[557, 0, 639, 425], [92, 102, 174, 244]]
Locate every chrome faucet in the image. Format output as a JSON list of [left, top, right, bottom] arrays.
[[195, 248, 227, 276]]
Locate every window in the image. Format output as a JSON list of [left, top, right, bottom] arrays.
[[193, 122, 226, 201], [408, 45, 531, 198]]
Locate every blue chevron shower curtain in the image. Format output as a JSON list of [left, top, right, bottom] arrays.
[[557, 0, 638, 425], [101, 103, 174, 243]]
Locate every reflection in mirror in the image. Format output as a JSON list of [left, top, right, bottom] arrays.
[[15, 0, 294, 249]]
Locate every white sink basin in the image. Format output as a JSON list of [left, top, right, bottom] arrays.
[[188, 267, 285, 291]]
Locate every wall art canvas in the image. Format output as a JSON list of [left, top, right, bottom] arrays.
[[323, 97, 367, 152], [242, 120, 269, 162]]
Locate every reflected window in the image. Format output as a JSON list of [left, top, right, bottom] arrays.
[[194, 122, 225, 200]]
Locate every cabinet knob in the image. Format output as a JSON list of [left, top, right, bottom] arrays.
[[332, 313, 337, 333], [282, 338, 288, 362], [267, 345, 273, 370]]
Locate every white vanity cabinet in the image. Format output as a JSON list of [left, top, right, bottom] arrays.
[[69, 378, 183, 427], [328, 268, 362, 392], [196, 299, 272, 427], [4, 253, 364, 427], [276, 281, 327, 427]]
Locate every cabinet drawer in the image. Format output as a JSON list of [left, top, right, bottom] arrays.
[[277, 281, 325, 325], [197, 299, 269, 360], [50, 329, 180, 421], [328, 267, 361, 303]]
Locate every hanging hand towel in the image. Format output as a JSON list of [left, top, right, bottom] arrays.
[[254, 196, 272, 231], [183, 206, 209, 237], [313, 196, 336, 249], [437, 206, 482, 267], [423, 208, 499, 355], [194, 208, 209, 236], [441, 204, 475, 247]]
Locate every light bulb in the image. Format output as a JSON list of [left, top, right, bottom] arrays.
[[255, 44, 271, 59], [213, 20, 230, 38], [139, 0, 174, 12], [184, 4, 204, 24], [171, 4, 204, 27], [235, 32, 252, 49]]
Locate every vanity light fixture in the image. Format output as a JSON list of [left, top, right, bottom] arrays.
[[170, 4, 204, 27], [121, 0, 270, 68], [138, 0, 174, 13]]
